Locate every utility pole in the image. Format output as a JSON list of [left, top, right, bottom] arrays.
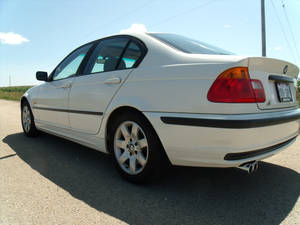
[[9, 75, 11, 87], [261, 0, 266, 57]]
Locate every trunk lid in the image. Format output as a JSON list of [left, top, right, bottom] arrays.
[[246, 57, 299, 110]]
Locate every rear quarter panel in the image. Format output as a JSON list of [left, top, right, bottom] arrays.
[[107, 61, 262, 115]]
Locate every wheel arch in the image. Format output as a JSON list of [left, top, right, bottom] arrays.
[[21, 95, 36, 121], [105, 106, 147, 153], [20, 96, 29, 108], [104, 106, 170, 163]]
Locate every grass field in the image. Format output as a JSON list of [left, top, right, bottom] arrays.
[[0, 86, 33, 101]]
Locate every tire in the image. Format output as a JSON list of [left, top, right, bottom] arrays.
[[21, 101, 39, 137], [108, 111, 167, 183]]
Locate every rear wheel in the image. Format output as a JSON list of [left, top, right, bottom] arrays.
[[21, 101, 39, 137], [108, 112, 167, 183]]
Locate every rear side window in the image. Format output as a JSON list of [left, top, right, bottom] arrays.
[[148, 33, 233, 55], [118, 41, 142, 69], [84, 38, 129, 74]]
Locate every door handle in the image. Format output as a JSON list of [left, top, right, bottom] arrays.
[[58, 83, 72, 89], [65, 83, 72, 88], [104, 77, 122, 84]]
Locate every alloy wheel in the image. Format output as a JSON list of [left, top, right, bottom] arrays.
[[114, 121, 149, 175], [22, 105, 31, 133]]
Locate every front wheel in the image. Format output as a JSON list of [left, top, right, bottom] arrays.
[[108, 112, 168, 183], [21, 101, 39, 137]]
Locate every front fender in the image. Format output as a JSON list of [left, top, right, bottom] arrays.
[[21, 86, 40, 119]]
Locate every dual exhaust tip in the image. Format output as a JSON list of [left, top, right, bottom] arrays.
[[238, 161, 259, 174]]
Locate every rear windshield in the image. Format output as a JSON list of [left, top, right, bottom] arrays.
[[148, 33, 233, 55]]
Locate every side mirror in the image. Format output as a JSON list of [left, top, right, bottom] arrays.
[[36, 71, 48, 81]]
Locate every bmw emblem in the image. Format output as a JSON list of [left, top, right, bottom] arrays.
[[283, 65, 288, 74]]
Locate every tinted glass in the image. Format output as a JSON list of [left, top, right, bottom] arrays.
[[53, 44, 92, 81], [84, 38, 129, 74], [148, 33, 233, 55], [118, 41, 142, 69]]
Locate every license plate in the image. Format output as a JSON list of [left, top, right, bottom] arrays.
[[276, 82, 293, 102]]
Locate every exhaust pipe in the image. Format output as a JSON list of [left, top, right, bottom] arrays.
[[238, 161, 258, 174]]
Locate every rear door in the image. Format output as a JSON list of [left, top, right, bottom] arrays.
[[68, 37, 144, 134]]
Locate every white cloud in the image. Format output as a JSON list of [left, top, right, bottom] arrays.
[[120, 24, 147, 33], [0, 32, 29, 45], [274, 46, 281, 51], [223, 24, 232, 29]]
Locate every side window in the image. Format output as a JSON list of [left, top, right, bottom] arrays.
[[118, 41, 142, 69], [53, 44, 92, 81], [84, 38, 129, 74]]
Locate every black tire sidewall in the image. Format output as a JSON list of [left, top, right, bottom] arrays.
[[108, 112, 164, 183], [21, 102, 38, 137]]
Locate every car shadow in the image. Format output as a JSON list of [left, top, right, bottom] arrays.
[[3, 133, 300, 225]]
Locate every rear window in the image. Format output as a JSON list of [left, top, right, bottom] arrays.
[[148, 33, 233, 55]]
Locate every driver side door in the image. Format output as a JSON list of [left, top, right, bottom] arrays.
[[34, 43, 93, 129]]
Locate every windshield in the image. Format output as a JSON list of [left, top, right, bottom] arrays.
[[148, 33, 233, 55]]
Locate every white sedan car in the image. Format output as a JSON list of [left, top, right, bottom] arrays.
[[21, 32, 300, 183]]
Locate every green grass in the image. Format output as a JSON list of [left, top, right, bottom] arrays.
[[0, 86, 33, 101]]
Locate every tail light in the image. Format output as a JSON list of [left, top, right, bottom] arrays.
[[207, 67, 265, 103]]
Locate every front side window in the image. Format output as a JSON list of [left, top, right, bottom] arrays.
[[118, 41, 142, 69], [84, 38, 129, 74], [53, 44, 92, 81]]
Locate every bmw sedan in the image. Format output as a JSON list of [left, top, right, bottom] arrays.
[[21, 32, 300, 183]]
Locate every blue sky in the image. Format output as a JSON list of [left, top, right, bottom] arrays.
[[0, 0, 299, 86]]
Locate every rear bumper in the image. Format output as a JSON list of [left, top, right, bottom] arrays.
[[144, 109, 300, 167], [223, 136, 297, 160]]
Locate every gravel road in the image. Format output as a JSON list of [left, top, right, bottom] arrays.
[[0, 99, 299, 225]]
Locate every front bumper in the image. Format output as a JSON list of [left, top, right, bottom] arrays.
[[144, 108, 300, 167]]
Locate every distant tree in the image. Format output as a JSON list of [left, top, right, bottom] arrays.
[[298, 80, 300, 92]]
